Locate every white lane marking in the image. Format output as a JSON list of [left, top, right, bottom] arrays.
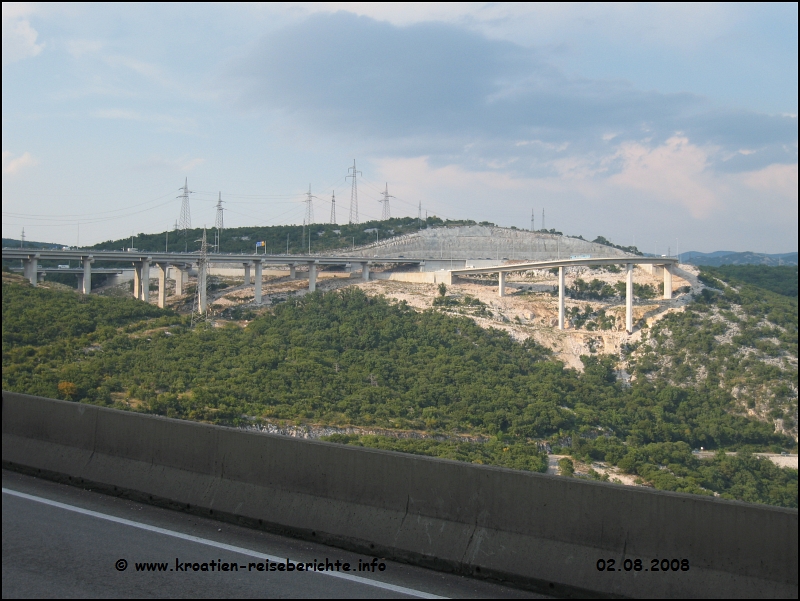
[[3, 487, 446, 599]]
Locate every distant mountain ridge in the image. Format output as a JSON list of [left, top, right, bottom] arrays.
[[681, 250, 797, 267]]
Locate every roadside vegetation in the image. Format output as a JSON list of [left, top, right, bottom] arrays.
[[2, 266, 797, 508]]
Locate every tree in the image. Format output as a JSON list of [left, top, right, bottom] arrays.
[[58, 381, 78, 401], [438, 283, 447, 297]]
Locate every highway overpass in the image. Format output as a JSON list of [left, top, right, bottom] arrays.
[[2, 248, 423, 309], [3, 248, 680, 333]]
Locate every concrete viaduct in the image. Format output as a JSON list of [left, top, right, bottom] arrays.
[[3, 248, 678, 333], [1, 249, 421, 312], [451, 256, 679, 333]]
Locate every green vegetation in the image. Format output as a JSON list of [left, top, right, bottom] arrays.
[[569, 441, 796, 507], [566, 278, 658, 301], [558, 457, 574, 476], [321, 434, 548, 472], [90, 217, 479, 256], [569, 305, 615, 330], [2, 268, 797, 508], [591, 236, 642, 256], [703, 265, 797, 298]]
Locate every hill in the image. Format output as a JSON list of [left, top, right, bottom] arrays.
[[682, 251, 798, 267], [2, 238, 65, 250], [2, 271, 796, 507]]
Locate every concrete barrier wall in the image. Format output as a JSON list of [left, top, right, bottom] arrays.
[[2, 392, 796, 598]]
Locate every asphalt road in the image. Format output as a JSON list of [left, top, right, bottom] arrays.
[[2, 470, 545, 599]]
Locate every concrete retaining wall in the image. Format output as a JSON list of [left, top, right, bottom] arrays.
[[2, 392, 796, 598], [371, 271, 453, 285]]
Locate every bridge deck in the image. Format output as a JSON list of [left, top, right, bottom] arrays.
[[452, 256, 678, 276]]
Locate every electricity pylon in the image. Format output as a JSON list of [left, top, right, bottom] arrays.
[[304, 184, 316, 226], [177, 178, 192, 251], [191, 227, 210, 326], [346, 160, 362, 224], [330, 191, 336, 225], [379, 183, 393, 221], [214, 192, 224, 252]]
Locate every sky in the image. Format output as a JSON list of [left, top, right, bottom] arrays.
[[2, 2, 797, 253]]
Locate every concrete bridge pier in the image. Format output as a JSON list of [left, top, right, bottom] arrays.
[[156, 263, 170, 308], [140, 259, 151, 303], [308, 262, 317, 292], [498, 271, 506, 297], [198, 261, 207, 314], [81, 256, 94, 295], [172, 266, 186, 296], [289, 264, 297, 280], [362, 263, 370, 281], [253, 261, 262, 304], [663, 264, 673, 299], [132, 262, 142, 300], [22, 256, 38, 287], [626, 263, 633, 333], [558, 266, 565, 330], [243, 262, 251, 285]]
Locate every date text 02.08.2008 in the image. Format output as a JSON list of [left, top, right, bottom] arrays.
[[597, 559, 690, 572]]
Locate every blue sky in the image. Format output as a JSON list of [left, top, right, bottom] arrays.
[[2, 2, 797, 252]]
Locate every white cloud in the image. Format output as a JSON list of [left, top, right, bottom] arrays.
[[741, 163, 798, 202], [608, 135, 721, 218], [2, 150, 39, 175], [2, 3, 44, 65]]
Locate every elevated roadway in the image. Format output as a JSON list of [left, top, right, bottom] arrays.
[[451, 256, 679, 333], [3, 248, 679, 333], [2, 248, 422, 308]]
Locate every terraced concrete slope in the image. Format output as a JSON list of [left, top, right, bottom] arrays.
[[335, 225, 634, 261]]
